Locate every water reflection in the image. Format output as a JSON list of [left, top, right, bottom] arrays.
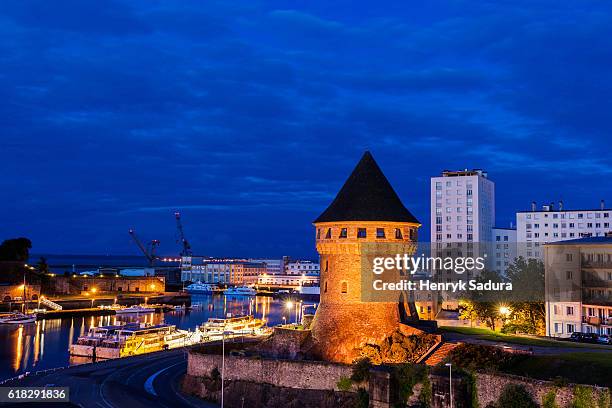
[[0, 294, 313, 381]]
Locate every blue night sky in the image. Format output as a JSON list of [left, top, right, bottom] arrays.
[[2, 1, 612, 259]]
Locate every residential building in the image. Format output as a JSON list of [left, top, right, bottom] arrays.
[[492, 227, 517, 275], [430, 169, 495, 308], [257, 273, 319, 288], [517, 200, 612, 260], [430, 169, 495, 244], [544, 236, 612, 338]]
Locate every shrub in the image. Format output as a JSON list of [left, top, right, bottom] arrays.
[[419, 375, 432, 408], [542, 390, 558, 408], [351, 357, 372, 382], [392, 364, 427, 406], [572, 385, 595, 408], [447, 344, 524, 372], [496, 384, 537, 408], [598, 388, 610, 408], [356, 388, 369, 408], [336, 377, 352, 392]]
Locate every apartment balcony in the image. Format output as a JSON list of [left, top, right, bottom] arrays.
[[581, 260, 612, 269], [582, 316, 612, 326]]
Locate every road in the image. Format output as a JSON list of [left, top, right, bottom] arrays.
[[0, 349, 216, 408]]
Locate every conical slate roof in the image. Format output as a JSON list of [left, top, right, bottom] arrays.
[[314, 151, 420, 224]]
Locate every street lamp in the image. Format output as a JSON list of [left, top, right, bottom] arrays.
[[445, 362, 453, 408], [221, 330, 233, 408]]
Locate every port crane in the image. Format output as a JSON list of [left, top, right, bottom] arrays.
[[174, 212, 192, 257], [128, 229, 160, 266]]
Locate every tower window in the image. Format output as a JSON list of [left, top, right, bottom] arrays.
[[339, 228, 347, 238], [376, 228, 385, 238], [325, 260, 328, 272], [357, 228, 367, 238], [325, 228, 332, 239], [395, 228, 403, 239], [409, 229, 415, 240], [324, 281, 328, 293], [341, 281, 348, 294], [317, 229, 321, 239]]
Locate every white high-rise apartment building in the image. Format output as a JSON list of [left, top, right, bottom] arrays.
[[492, 227, 517, 275], [431, 169, 495, 244], [517, 200, 612, 260]]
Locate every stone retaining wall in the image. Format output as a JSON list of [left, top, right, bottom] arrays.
[[187, 351, 352, 391]]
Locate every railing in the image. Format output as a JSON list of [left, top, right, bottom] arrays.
[[582, 316, 611, 325], [40, 298, 63, 310]]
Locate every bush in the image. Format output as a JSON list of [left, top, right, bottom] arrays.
[[356, 388, 369, 408], [496, 384, 537, 408], [598, 388, 610, 408], [542, 390, 558, 408], [447, 344, 524, 372], [336, 377, 352, 392], [392, 363, 427, 406], [351, 357, 372, 382], [572, 385, 595, 408], [419, 375, 432, 408]]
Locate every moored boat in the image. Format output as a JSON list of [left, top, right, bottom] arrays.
[[223, 286, 257, 296]]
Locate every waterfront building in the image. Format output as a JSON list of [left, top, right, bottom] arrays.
[[248, 257, 289, 275], [544, 236, 612, 338], [492, 226, 517, 275], [257, 273, 319, 288], [50, 276, 164, 295], [517, 200, 612, 260], [285, 260, 320, 275], [310, 151, 421, 363], [180, 257, 266, 285]]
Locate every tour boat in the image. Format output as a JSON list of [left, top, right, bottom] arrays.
[[223, 286, 257, 296], [95, 324, 189, 359], [114, 305, 156, 314], [70, 323, 191, 359], [199, 315, 265, 338], [186, 282, 219, 294], [0, 313, 36, 324]]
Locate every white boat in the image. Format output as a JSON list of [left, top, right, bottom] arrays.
[[114, 305, 156, 314], [199, 315, 265, 337], [186, 282, 219, 294], [224, 286, 257, 296], [0, 313, 36, 324]]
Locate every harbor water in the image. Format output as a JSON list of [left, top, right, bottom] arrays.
[[0, 294, 309, 381]]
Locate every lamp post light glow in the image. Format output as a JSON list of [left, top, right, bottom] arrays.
[[499, 305, 510, 316]]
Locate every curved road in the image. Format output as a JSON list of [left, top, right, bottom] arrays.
[[1, 349, 216, 408]]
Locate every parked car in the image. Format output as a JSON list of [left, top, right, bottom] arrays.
[[569, 332, 599, 343], [569, 332, 584, 342], [597, 334, 611, 345]]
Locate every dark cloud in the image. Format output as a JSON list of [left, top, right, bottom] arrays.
[[1, 0, 611, 257]]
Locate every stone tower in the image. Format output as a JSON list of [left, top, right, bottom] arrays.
[[310, 151, 420, 363]]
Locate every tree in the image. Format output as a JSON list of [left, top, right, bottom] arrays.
[[504, 257, 545, 335], [0, 238, 32, 262], [459, 269, 505, 330], [37, 256, 49, 274]]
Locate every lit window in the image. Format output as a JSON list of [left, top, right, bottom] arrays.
[[376, 228, 385, 238], [339, 228, 347, 238]]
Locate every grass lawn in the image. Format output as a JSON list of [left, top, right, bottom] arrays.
[[439, 326, 610, 349]]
